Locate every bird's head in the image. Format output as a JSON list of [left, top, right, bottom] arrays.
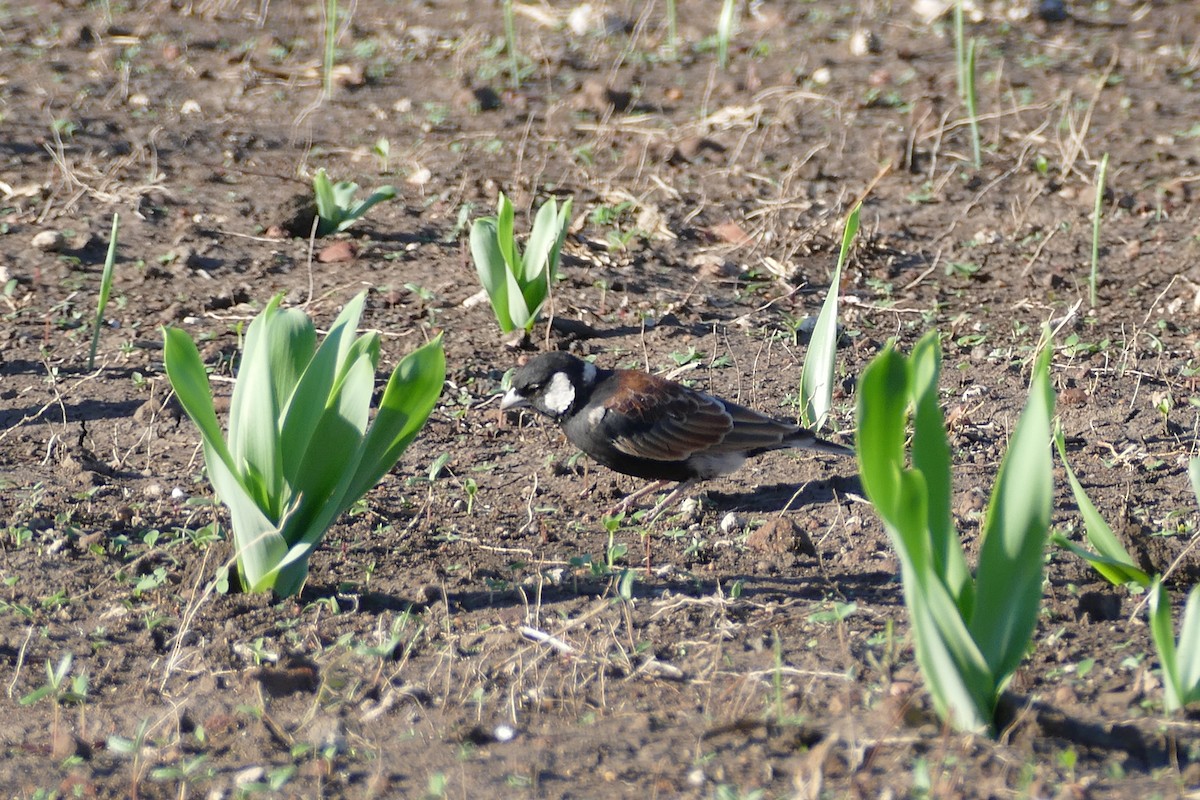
[[500, 351, 598, 420]]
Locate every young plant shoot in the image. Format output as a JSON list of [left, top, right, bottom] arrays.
[[470, 192, 572, 334], [799, 203, 858, 431], [163, 292, 445, 597], [312, 168, 397, 236], [856, 331, 1055, 733]]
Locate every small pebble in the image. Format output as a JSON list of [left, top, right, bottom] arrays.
[[171, 487, 187, 501], [31, 230, 64, 252], [493, 724, 515, 742]]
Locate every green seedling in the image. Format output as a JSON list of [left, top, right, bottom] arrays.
[[799, 203, 858, 430], [373, 137, 390, 172], [163, 292, 445, 597], [1089, 152, 1109, 307], [965, 38, 981, 168], [322, 0, 339, 100], [716, 0, 736, 69], [1149, 576, 1200, 712], [502, 0, 519, 89], [1050, 425, 1151, 588], [470, 192, 572, 334], [312, 168, 397, 236], [88, 213, 119, 370], [856, 330, 1055, 733], [665, 0, 678, 58]]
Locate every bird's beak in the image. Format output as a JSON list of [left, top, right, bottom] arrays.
[[500, 389, 528, 411]]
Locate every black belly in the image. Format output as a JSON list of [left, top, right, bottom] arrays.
[[561, 417, 695, 482]]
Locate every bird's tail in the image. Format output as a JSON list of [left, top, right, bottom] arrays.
[[786, 430, 855, 456]]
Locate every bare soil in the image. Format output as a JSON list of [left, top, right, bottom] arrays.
[[2, 0, 1200, 797]]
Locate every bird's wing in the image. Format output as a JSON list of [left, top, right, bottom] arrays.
[[605, 371, 733, 462]]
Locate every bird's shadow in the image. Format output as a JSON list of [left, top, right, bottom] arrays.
[[706, 473, 862, 515]]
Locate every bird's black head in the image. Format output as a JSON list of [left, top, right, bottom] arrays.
[[500, 351, 599, 420]]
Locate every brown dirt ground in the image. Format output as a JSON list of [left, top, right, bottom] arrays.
[[2, 0, 1200, 797]]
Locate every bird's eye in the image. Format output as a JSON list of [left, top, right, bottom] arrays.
[[528, 383, 541, 391]]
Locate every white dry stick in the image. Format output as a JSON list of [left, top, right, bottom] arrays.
[[519, 626, 575, 655]]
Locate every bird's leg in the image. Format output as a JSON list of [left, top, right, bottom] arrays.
[[606, 480, 670, 517], [639, 480, 695, 575], [640, 479, 694, 525]]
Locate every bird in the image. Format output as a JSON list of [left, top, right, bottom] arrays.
[[499, 351, 854, 522]]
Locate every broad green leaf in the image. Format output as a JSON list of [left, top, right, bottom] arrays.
[[970, 344, 1054, 683], [504, 263, 533, 331], [280, 293, 369, 488], [346, 334, 446, 502], [906, 565, 995, 731], [1149, 577, 1184, 711], [163, 324, 288, 587], [285, 339, 377, 533], [271, 335, 446, 592], [1176, 584, 1200, 705], [855, 343, 909, 520], [470, 218, 515, 332], [522, 197, 568, 318], [1053, 426, 1151, 587], [228, 298, 315, 517], [163, 328, 235, 469], [331, 180, 360, 212], [910, 333, 970, 612], [313, 169, 338, 226], [496, 193, 519, 276]]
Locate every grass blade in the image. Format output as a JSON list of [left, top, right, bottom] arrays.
[[1089, 153, 1109, 308], [88, 213, 119, 370]]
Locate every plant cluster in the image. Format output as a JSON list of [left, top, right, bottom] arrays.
[[470, 192, 572, 334], [164, 292, 444, 597]]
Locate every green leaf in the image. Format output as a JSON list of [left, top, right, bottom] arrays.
[[855, 342, 909, 521], [1149, 577, 1184, 711], [227, 297, 315, 517], [279, 293, 369, 489], [1053, 426, 1151, 587], [164, 324, 288, 588], [346, 334, 446, 502], [312, 169, 339, 234], [343, 185, 397, 231], [495, 193, 519, 276], [522, 197, 564, 313], [470, 218, 515, 332], [1176, 584, 1200, 706], [799, 262, 841, 430], [163, 327, 235, 469], [910, 333, 971, 612], [1050, 534, 1152, 588], [970, 343, 1054, 684]]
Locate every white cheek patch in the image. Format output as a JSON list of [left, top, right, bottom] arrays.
[[542, 371, 576, 414], [581, 361, 597, 386]]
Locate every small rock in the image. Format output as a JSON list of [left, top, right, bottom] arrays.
[[31, 230, 65, 252], [719, 512, 741, 535], [317, 240, 358, 263], [493, 723, 516, 742], [234, 766, 265, 787]]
